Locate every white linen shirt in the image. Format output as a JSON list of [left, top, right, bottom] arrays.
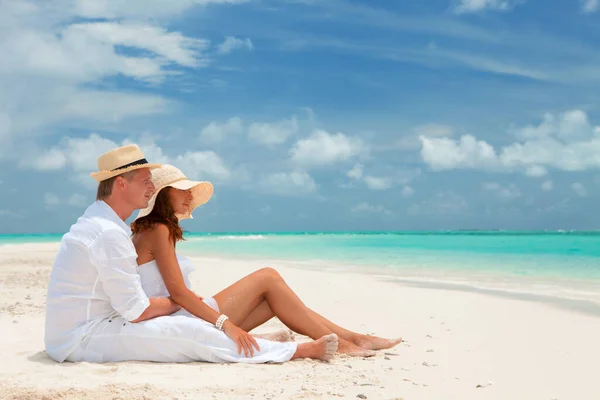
[[44, 201, 150, 362]]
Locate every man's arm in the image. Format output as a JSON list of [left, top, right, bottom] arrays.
[[130, 297, 181, 323], [90, 230, 177, 322]]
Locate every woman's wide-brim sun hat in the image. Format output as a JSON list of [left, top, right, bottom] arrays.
[[90, 144, 162, 182], [135, 164, 214, 221]]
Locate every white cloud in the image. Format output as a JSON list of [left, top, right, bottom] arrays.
[[0, 0, 247, 160], [27, 148, 67, 171], [420, 109, 600, 175], [420, 134, 498, 171], [582, 0, 599, 13], [454, 0, 520, 14], [175, 151, 231, 181], [394, 124, 453, 151], [75, 0, 249, 19], [541, 180, 554, 191], [259, 171, 317, 196], [290, 129, 365, 168], [401, 186, 415, 197], [482, 182, 521, 200], [199, 117, 244, 143], [347, 164, 363, 180], [3, 18, 206, 84], [572, 182, 587, 197], [510, 110, 595, 143], [22, 133, 232, 184], [344, 164, 419, 191], [217, 36, 254, 54], [21, 134, 120, 172], [68, 21, 209, 69], [352, 202, 392, 215], [248, 117, 299, 147], [363, 176, 393, 190], [67, 193, 88, 207], [525, 165, 548, 178]]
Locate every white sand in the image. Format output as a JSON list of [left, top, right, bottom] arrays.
[[1, 242, 600, 399]]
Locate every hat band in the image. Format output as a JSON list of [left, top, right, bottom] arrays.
[[111, 158, 149, 171]]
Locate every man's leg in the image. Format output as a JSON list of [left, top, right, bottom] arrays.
[[69, 314, 298, 364]]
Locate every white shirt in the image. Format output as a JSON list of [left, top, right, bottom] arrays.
[[44, 201, 150, 362]]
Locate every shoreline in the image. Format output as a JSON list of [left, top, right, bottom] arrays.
[[2, 242, 600, 398], [2, 241, 600, 313], [186, 253, 600, 317]]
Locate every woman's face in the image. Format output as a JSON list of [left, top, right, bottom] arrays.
[[168, 187, 193, 216]]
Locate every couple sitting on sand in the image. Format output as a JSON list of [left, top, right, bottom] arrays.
[[44, 145, 400, 364]]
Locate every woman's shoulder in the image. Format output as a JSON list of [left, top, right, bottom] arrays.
[[135, 223, 170, 240], [132, 223, 172, 252]]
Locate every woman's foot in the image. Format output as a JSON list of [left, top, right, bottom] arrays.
[[353, 334, 402, 351], [292, 334, 338, 361], [253, 329, 295, 342], [338, 338, 376, 357]]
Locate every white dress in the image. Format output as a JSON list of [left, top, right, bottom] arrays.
[[138, 254, 221, 315], [67, 255, 298, 363]]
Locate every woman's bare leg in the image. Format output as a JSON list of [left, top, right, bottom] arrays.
[[212, 267, 375, 356], [240, 300, 401, 350], [239, 301, 294, 342]]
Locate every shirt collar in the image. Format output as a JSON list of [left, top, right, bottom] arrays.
[[87, 200, 132, 235]]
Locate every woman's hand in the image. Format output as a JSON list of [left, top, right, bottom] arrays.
[[222, 320, 261, 357]]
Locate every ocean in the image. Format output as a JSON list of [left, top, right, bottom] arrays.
[[3, 231, 600, 305]]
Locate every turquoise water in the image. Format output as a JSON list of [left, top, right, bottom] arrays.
[[0, 234, 63, 244], [171, 231, 600, 280], [3, 231, 600, 300]]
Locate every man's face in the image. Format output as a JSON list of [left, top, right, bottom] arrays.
[[121, 168, 155, 209]]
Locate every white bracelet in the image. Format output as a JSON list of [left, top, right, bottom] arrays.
[[215, 314, 229, 330]]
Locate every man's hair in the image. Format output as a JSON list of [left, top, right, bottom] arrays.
[[96, 170, 139, 201]]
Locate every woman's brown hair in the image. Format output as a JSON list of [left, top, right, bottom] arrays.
[[131, 187, 184, 245]]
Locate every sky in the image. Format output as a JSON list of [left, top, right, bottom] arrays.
[[1, 0, 600, 234]]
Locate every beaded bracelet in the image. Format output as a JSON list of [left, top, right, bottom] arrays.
[[216, 314, 229, 330]]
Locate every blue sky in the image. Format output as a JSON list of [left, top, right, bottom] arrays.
[[1, 0, 600, 234]]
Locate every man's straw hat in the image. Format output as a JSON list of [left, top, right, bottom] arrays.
[[134, 164, 214, 221], [90, 144, 161, 182]]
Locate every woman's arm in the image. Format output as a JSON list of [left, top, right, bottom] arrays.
[[148, 224, 221, 325], [130, 297, 181, 323], [148, 224, 260, 356]]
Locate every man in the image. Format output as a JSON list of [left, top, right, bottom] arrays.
[[44, 144, 183, 362], [44, 144, 305, 364]]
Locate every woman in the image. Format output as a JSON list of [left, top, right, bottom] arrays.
[[131, 165, 401, 360]]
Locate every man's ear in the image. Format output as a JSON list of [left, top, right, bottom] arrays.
[[115, 176, 126, 189]]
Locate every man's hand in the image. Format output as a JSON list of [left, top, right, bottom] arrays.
[[222, 320, 260, 357], [131, 297, 181, 323]]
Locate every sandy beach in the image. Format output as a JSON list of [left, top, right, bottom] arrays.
[[1, 242, 600, 400]]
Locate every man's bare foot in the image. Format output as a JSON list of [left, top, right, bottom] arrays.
[[354, 335, 402, 350], [338, 338, 376, 357], [292, 334, 338, 362], [253, 329, 295, 342]]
